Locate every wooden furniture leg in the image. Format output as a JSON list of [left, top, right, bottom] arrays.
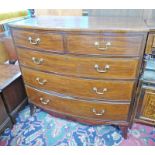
[[120, 126, 128, 139], [30, 104, 37, 116]]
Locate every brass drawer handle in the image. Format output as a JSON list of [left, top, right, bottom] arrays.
[[92, 108, 105, 116], [28, 36, 40, 45], [94, 64, 110, 73], [94, 41, 111, 51], [32, 57, 44, 65], [36, 77, 47, 85], [40, 97, 50, 105], [93, 87, 107, 95]]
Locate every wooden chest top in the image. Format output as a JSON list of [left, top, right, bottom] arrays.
[[9, 16, 149, 32]]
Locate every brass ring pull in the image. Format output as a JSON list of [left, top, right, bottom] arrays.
[[36, 77, 47, 85], [92, 108, 105, 116], [28, 36, 40, 45], [32, 57, 44, 65], [94, 41, 111, 51], [94, 64, 110, 73], [93, 87, 107, 95], [40, 97, 50, 105]]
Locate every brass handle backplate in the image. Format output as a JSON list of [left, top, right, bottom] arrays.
[[94, 64, 110, 73], [28, 36, 40, 45], [36, 77, 47, 85], [40, 97, 50, 105], [93, 87, 107, 95], [92, 108, 105, 116], [94, 41, 111, 51], [32, 57, 44, 65]]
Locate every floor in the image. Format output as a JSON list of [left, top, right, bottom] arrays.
[[0, 105, 155, 146]]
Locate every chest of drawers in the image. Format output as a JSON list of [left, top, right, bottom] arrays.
[[9, 16, 148, 139]]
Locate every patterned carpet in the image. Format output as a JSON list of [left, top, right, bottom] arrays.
[[0, 105, 155, 146]]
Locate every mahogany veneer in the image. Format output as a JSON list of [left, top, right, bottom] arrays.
[[9, 16, 149, 139], [16, 48, 139, 80], [22, 67, 135, 101]]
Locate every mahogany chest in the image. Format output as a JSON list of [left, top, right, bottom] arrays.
[[9, 16, 149, 138]]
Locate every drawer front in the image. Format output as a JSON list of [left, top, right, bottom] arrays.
[[12, 29, 64, 52], [140, 89, 155, 121], [67, 33, 144, 56], [17, 48, 139, 80], [22, 67, 135, 101], [26, 86, 130, 121]]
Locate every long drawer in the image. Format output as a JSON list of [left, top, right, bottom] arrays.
[[17, 48, 139, 80], [22, 67, 135, 101], [66, 33, 144, 56], [26, 85, 130, 121], [12, 29, 64, 52]]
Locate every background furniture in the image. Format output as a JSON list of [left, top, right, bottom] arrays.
[[34, 9, 155, 19], [35, 9, 82, 16], [10, 16, 148, 139], [135, 59, 155, 126], [0, 10, 27, 22], [0, 64, 27, 124], [83, 9, 155, 19], [1, 31, 18, 64], [145, 18, 155, 56], [134, 13, 155, 126], [0, 94, 12, 135], [0, 32, 9, 63], [0, 10, 29, 64]]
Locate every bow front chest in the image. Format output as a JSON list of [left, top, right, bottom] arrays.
[[9, 16, 148, 138]]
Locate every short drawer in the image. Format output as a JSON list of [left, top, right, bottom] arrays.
[[12, 29, 64, 52], [22, 67, 135, 101], [17, 48, 139, 80], [26, 86, 130, 121], [67, 33, 144, 56]]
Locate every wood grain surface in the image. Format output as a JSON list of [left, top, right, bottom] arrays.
[[12, 29, 64, 52], [9, 16, 149, 32], [66, 33, 144, 56], [26, 85, 130, 121], [16, 48, 139, 80], [22, 67, 135, 101], [0, 64, 21, 91]]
